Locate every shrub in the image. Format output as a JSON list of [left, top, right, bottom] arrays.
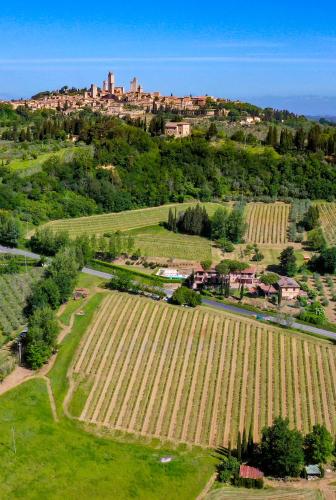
[[170, 287, 201, 307]]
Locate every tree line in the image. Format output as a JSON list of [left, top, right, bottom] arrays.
[[166, 203, 246, 247], [266, 123, 336, 155], [218, 417, 335, 487]]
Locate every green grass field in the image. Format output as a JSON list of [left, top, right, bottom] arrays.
[[0, 380, 214, 500], [43, 201, 225, 236], [129, 225, 213, 261], [6, 146, 75, 171], [0, 291, 215, 499]]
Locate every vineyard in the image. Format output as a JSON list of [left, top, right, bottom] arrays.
[[245, 203, 290, 245], [43, 202, 224, 237], [0, 269, 42, 345], [318, 202, 336, 245], [70, 293, 336, 448]]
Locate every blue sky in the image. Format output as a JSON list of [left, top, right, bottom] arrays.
[[1, 1, 336, 114]]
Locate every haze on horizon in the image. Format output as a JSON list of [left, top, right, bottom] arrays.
[[1, 0, 336, 115]]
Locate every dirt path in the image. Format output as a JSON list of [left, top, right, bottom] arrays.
[[0, 366, 34, 396], [291, 338, 302, 430], [223, 321, 239, 446], [194, 316, 219, 445], [208, 320, 228, 447], [0, 296, 90, 397], [253, 328, 262, 441], [316, 345, 332, 431], [141, 311, 181, 434], [42, 375, 59, 422], [180, 314, 208, 442], [328, 350, 336, 402], [238, 324, 250, 434], [303, 341, 316, 427], [167, 312, 199, 440], [196, 473, 217, 500], [267, 331, 273, 426], [265, 470, 336, 500], [280, 335, 287, 417]]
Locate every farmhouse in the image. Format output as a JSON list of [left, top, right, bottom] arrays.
[[277, 276, 301, 300], [190, 265, 257, 291], [164, 121, 191, 137]]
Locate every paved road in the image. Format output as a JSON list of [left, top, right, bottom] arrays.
[[82, 266, 114, 280], [202, 298, 336, 342], [1, 245, 336, 341], [0, 245, 40, 260]]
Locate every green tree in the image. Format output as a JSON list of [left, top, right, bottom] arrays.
[[303, 206, 320, 231], [200, 259, 212, 270], [206, 122, 218, 140], [307, 228, 326, 252], [0, 213, 22, 247], [304, 424, 334, 464], [279, 247, 297, 276], [227, 204, 247, 244], [237, 431, 242, 461], [294, 127, 306, 150], [171, 286, 201, 307], [215, 261, 230, 296], [260, 273, 279, 298], [217, 455, 240, 483], [260, 417, 304, 477], [211, 207, 229, 240]]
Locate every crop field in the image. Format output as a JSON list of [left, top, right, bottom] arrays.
[[245, 203, 290, 245], [318, 202, 336, 245], [70, 293, 336, 448], [43, 202, 225, 237], [0, 269, 43, 344], [129, 225, 213, 261]]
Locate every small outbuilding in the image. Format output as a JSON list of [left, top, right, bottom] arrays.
[[73, 288, 89, 300], [239, 465, 264, 480], [305, 464, 321, 480]]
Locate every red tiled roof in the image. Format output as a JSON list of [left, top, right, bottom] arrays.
[[239, 465, 264, 479], [258, 283, 277, 294]]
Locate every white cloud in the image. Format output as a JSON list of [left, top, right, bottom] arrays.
[[0, 56, 335, 64]]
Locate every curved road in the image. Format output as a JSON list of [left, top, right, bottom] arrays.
[[1, 245, 336, 342], [202, 298, 336, 342]]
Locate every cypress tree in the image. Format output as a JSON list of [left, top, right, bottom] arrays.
[[272, 126, 278, 147], [265, 125, 273, 145], [237, 430, 242, 461], [242, 428, 247, 459], [247, 423, 254, 457], [168, 208, 174, 231]]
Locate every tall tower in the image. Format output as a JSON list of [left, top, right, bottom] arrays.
[[102, 80, 108, 92], [90, 83, 97, 98], [108, 71, 115, 95], [130, 77, 138, 93]]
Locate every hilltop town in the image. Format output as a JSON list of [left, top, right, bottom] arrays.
[[6, 70, 264, 134]]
